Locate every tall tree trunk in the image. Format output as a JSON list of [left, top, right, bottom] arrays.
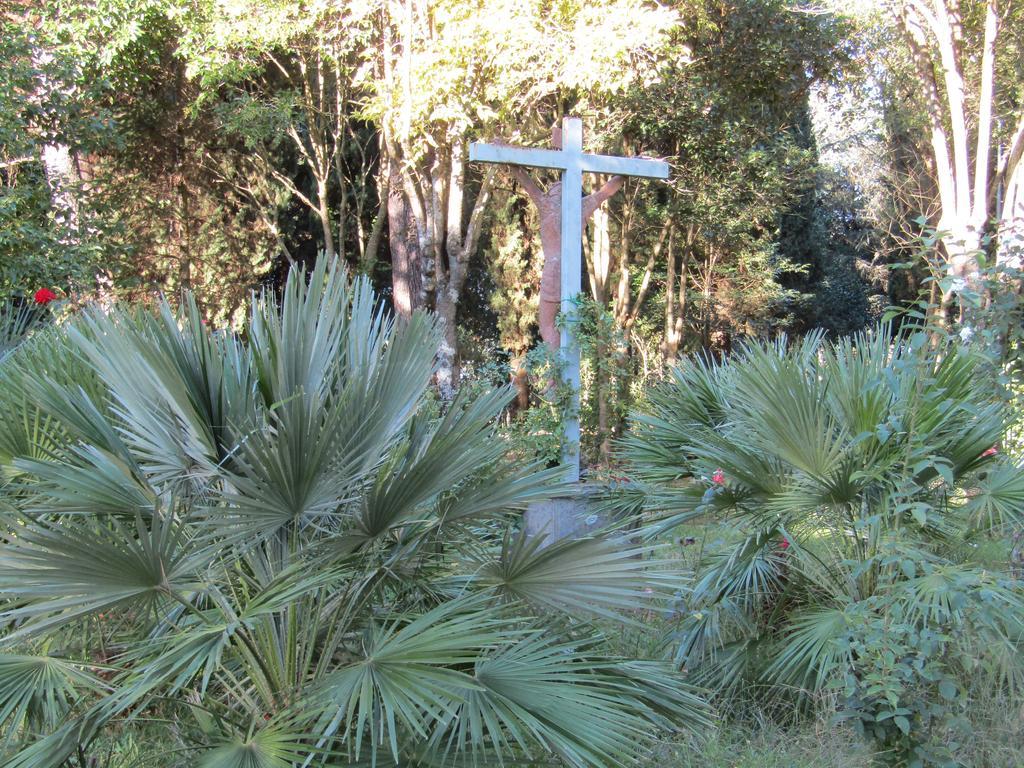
[[587, 186, 612, 305], [381, 1, 496, 394], [178, 182, 193, 293], [899, 0, 1009, 325], [360, 147, 389, 275], [387, 154, 422, 320], [997, 121, 1024, 264]]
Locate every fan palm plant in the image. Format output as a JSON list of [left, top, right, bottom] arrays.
[[0, 260, 710, 768], [617, 329, 1024, 765]]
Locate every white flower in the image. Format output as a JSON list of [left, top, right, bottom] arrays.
[[950, 277, 967, 293], [959, 325, 974, 343]]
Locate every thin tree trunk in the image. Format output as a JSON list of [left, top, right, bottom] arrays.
[[361, 150, 389, 275], [664, 226, 692, 368], [317, 179, 336, 259], [511, 354, 530, 414], [588, 188, 611, 304], [435, 289, 459, 399], [597, 353, 611, 463]]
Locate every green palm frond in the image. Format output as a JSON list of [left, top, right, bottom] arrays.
[[68, 308, 224, 492], [435, 633, 688, 768], [2, 720, 83, 768], [603, 659, 714, 733], [691, 528, 788, 608], [724, 338, 851, 482], [354, 389, 520, 541], [618, 324, 1024, 703], [305, 598, 513, 763], [765, 604, 852, 692], [217, 386, 391, 540], [219, 274, 440, 543], [197, 727, 315, 768], [0, 301, 47, 364], [476, 529, 680, 621], [152, 296, 261, 459], [433, 459, 565, 527], [0, 510, 208, 640], [0, 653, 103, 748], [961, 462, 1024, 532], [248, 258, 362, 404], [10, 357, 130, 465], [14, 444, 155, 517], [0, 329, 82, 470]]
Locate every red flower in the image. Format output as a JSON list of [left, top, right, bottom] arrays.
[[33, 288, 58, 305], [711, 468, 725, 486], [780, 537, 790, 550], [981, 446, 998, 457]]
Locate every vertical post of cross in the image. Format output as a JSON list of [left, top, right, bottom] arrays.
[[558, 117, 584, 482], [469, 118, 667, 494]]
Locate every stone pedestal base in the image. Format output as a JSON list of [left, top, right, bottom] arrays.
[[524, 485, 608, 546]]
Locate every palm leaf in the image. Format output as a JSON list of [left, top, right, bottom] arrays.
[[0, 510, 209, 640], [476, 529, 681, 621], [0, 653, 102, 749], [197, 726, 316, 768], [765, 604, 852, 692], [435, 634, 668, 768], [304, 597, 514, 763]]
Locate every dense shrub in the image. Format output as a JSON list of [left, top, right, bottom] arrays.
[[0, 261, 709, 767], [618, 328, 1024, 766]]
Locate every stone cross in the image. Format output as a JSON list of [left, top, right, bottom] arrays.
[[469, 117, 669, 482]]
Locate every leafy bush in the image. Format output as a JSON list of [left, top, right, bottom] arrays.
[[0, 260, 710, 767], [617, 327, 1024, 766]]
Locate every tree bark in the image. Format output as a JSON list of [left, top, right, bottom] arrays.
[[898, 0, 1012, 324], [387, 152, 423, 320]]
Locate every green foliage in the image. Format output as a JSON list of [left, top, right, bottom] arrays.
[[889, 232, 1024, 458], [574, 295, 632, 466], [490, 343, 574, 467], [606, 0, 858, 354], [485, 189, 539, 359], [0, 9, 113, 301], [832, 599, 969, 768], [0, 299, 53, 364], [0, 259, 710, 766], [618, 327, 1024, 765]]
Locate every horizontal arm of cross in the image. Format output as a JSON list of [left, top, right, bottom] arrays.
[[469, 143, 568, 170], [580, 153, 669, 179], [469, 142, 670, 180]]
